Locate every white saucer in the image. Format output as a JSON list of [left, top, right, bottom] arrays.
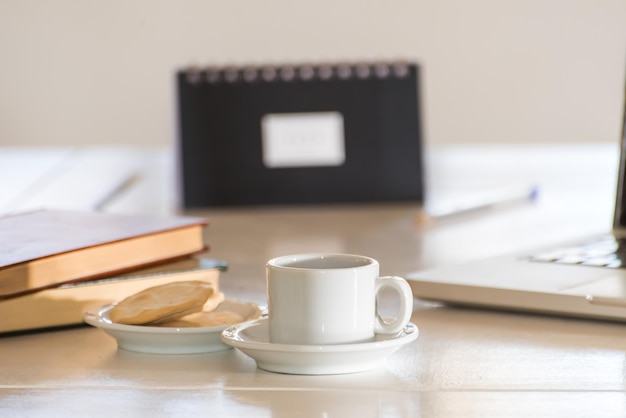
[[220, 319, 418, 375], [84, 300, 262, 354]]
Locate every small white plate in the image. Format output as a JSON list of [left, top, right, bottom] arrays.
[[84, 300, 262, 354], [221, 319, 418, 375]]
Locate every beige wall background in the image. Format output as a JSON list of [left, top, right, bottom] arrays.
[[1, 0, 625, 148]]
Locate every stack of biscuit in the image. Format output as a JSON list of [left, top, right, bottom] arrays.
[[109, 280, 247, 327]]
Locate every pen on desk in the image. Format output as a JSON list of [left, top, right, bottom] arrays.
[[417, 184, 540, 224], [93, 172, 140, 211], [585, 294, 626, 309]]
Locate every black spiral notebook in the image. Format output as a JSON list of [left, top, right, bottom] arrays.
[[176, 61, 424, 207]]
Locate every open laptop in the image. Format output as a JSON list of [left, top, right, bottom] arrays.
[[407, 76, 626, 321]]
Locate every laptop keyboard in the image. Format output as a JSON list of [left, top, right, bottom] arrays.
[[529, 236, 626, 269]]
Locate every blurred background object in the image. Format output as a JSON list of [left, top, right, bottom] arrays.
[[1, 0, 625, 149], [176, 61, 423, 207]]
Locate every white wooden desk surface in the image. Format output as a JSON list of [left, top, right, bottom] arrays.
[[1, 143, 625, 417]]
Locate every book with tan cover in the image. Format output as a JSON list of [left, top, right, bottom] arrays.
[[0, 209, 208, 298], [0, 257, 227, 333]]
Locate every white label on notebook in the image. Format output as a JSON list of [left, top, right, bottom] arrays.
[[261, 112, 345, 168]]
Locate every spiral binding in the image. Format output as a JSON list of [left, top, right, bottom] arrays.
[[184, 61, 412, 85]]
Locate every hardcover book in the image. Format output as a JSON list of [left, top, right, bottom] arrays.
[[0, 209, 208, 297], [0, 257, 227, 333]]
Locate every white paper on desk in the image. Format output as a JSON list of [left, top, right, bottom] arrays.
[[0, 147, 74, 212], [0, 147, 141, 215]]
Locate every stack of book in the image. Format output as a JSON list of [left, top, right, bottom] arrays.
[[0, 209, 226, 333]]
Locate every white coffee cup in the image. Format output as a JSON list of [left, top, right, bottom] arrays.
[[266, 253, 413, 345]]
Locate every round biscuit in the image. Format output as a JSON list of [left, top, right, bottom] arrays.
[[159, 310, 245, 328], [109, 280, 214, 325]]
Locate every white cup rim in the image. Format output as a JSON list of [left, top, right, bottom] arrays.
[[267, 253, 377, 271]]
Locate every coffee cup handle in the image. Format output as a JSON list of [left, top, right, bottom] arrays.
[[374, 276, 414, 335]]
